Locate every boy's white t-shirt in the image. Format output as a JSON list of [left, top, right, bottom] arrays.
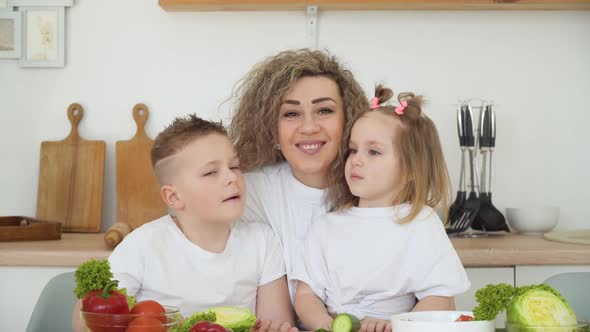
[[243, 162, 328, 301], [108, 215, 286, 317], [293, 205, 471, 321]]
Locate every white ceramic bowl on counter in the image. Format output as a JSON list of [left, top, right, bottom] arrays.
[[391, 311, 495, 332], [505, 206, 559, 234]]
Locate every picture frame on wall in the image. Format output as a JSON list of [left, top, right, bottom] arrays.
[[0, 10, 21, 59], [19, 6, 64, 67]]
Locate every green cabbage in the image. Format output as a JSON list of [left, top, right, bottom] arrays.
[[473, 283, 582, 330], [506, 284, 578, 329], [209, 306, 257, 332]]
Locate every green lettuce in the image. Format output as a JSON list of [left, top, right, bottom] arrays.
[[173, 310, 216, 332]]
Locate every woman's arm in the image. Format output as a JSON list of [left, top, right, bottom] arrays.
[[294, 281, 333, 331], [256, 276, 297, 332], [411, 296, 456, 311]]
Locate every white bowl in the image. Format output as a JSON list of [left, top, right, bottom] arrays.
[[391, 311, 495, 332], [505, 206, 559, 234]]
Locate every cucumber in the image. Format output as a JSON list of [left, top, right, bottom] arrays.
[[332, 313, 360, 332]]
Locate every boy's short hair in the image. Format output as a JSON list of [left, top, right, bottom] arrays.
[[151, 114, 227, 185]]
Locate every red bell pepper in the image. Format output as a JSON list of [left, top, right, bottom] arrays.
[[81, 280, 130, 332]]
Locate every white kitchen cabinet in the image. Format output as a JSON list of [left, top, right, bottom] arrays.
[[455, 267, 515, 329], [515, 265, 590, 286]]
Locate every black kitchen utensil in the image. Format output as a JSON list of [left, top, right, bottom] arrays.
[[448, 105, 467, 224], [472, 104, 509, 232], [446, 105, 480, 235]]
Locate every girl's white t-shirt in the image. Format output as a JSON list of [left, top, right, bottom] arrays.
[[293, 205, 471, 320], [108, 215, 286, 317], [243, 162, 328, 301]]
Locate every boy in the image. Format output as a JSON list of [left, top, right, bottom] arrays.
[[73, 115, 295, 332]]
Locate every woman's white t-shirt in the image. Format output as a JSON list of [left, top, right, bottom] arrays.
[[108, 215, 286, 317], [293, 205, 471, 320], [243, 162, 328, 300]]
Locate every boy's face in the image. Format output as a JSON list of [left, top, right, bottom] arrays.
[[173, 133, 245, 224], [345, 111, 402, 208]]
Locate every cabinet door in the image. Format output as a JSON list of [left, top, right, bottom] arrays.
[[456, 267, 514, 329], [515, 265, 590, 286]]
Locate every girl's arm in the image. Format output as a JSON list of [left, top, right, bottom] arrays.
[[255, 276, 297, 332], [411, 295, 456, 311], [294, 281, 333, 331]]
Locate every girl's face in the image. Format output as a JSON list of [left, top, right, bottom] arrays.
[[345, 111, 403, 208], [277, 76, 345, 188]]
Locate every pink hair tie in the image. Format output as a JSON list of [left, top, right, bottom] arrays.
[[395, 100, 408, 115], [370, 97, 380, 109]]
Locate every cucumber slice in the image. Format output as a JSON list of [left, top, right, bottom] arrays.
[[332, 313, 360, 332]]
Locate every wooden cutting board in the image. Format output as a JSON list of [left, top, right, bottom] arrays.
[[105, 104, 167, 248], [36, 103, 105, 232]]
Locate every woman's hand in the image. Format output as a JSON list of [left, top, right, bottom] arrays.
[[359, 317, 392, 332], [251, 319, 298, 332]]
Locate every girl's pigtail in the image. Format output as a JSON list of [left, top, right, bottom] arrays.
[[398, 92, 424, 121], [375, 84, 394, 106]]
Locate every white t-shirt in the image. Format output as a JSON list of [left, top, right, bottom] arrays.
[[293, 205, 471, 321], [243, 162, 328, 301], [108, 215, 286, 317]]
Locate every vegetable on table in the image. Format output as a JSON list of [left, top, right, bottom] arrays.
[[81, 280, 131, 332], [506, 284, 577, 327], [473, 283, 578, 327], [209, 306, 257, 332], [74, 258, 136, 310], [173, 310, 217, 332], [189, 321, 230, 332], [332, 313, 361, 332], [126, 316, 165, 332], [74, 259, 113, 299], [131, 300, 166, 322], [455, 314, 474, 322]]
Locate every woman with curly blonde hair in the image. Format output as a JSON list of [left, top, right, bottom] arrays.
[[229, 49, 368, 302]]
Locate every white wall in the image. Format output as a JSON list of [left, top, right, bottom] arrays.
[[1, 1, 589, 234]]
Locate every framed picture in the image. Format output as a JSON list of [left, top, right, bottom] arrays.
[[0, 10, 21, 59], [7, 0, 73, 6], [19, 6, 64, 67]]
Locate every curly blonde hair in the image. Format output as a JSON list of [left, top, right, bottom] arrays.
[[228, 49, 369, 176], [327, 84, 451, 222]]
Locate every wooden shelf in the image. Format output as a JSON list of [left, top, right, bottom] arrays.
[[159, 0, 590, 11]]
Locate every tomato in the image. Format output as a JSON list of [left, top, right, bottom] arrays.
[[190, 321, 212, 332], [455, 314, 474, 322], [207, 323, 229, 332], [130, 300, 166, 323], [126, 316, 165, 332]]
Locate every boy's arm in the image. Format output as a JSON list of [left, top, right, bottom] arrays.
[[72, 299, 82, 332], [255, 276, 295, 325], [294, 281, 333, 331], [412, 296, 456, 311]]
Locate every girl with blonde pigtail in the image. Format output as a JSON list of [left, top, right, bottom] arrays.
[[294, 84, 470, 332]]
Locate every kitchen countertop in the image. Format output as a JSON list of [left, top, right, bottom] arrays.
[[0, 233, 589, 267]]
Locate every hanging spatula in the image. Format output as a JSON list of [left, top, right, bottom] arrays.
[[447, 105, 481, 235], [448, 104, 467, 225], [472, 104, 508, 232]]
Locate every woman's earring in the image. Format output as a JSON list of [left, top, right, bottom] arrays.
[[276, 143, 281, 150]]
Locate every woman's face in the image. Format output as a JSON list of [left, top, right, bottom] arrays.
[[277, 76, 345, 188]]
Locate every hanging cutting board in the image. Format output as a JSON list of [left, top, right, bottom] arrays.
[[36, 103, 105, 232], [105, 104, 167, 248]]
